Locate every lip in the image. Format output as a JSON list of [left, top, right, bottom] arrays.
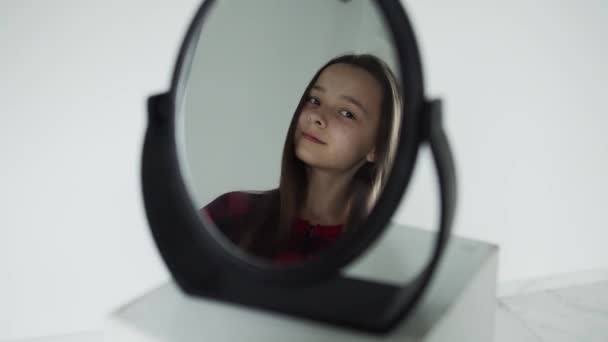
[[302, 132, 326, 145]]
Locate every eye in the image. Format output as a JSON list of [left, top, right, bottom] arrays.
[[340, 110, 356, 120], [307, 95, 320, 105]]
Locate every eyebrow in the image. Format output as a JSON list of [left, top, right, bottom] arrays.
[[311, 85, 370, 116]]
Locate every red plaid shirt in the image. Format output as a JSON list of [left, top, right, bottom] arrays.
[[201, 191, 343, 264]]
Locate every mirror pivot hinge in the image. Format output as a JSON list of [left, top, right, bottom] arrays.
[[421, 99, 443, 142], [147, 93, 172, 124]]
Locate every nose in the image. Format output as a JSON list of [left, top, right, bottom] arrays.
[[309, 109, 327, 128]]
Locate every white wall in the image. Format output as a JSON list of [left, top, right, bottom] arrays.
[[398, 0, 608, 283], [0, 1, 198, 340], [1, 0, 607, 340]]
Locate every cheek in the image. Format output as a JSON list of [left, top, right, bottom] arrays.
[[331, 128, 362, 154], [296, 110, 308, 128], [340, 127, 375, 153]]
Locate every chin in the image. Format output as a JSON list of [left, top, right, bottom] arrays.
[[295, 152, 335, 171], [295, 146, 314, 164], [295, 146, 323, 166]]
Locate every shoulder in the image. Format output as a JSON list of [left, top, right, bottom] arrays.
[[199, 189, 278, 244], [201, 189, 277, 218]]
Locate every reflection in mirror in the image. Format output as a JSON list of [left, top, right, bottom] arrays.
[[200, 54, 402, 264], [176, 0, 421, 266]]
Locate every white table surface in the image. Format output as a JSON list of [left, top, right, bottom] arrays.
[[11, 280, 608, 342]]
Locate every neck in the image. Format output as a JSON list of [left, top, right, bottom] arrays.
[[299, 167, 355, 226]]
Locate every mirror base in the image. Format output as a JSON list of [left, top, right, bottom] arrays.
[[183, 274, 413, 334], [107, 232, 498, 340]]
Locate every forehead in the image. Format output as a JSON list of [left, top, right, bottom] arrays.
[[314, 63, 383, 111]]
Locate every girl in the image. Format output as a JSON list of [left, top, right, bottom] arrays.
[[201, 53, 402, 264]]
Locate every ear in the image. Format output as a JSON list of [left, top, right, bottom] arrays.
[[366, 148, 376, 163]]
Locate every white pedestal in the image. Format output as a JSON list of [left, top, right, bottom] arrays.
[[106, 224, 498, 341]]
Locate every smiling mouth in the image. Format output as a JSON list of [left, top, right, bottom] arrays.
[[302, 132, 326, 145]]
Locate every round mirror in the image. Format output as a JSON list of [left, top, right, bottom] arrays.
[[143, 0, 456, 333], [174, 0, 427, 270]]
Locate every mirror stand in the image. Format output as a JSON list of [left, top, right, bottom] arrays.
[[187, 272, 418, 333]]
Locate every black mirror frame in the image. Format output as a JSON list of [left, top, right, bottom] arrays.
[[142, 0, 457, 334]]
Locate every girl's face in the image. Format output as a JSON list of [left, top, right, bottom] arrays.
[[294, 63, 383, 172]]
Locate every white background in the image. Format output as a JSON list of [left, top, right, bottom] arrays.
[[1, 0, 607, 340]]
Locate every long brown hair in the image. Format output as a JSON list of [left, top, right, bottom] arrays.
[[241, 53, 402, 258]]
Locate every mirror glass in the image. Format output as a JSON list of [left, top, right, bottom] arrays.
[[174, 0, 434, 272]]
